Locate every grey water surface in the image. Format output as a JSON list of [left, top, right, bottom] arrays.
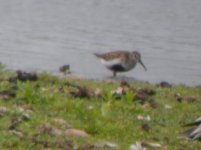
[[0, 0, 201, 85]]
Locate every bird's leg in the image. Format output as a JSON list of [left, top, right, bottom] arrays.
[[113, 71, 116, 77]]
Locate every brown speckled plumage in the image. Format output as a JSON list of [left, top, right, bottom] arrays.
[[94, 51, 130, 61]]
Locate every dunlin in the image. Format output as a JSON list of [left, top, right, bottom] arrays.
[[94, 50, 147, 77]]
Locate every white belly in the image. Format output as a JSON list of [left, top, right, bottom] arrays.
[[100, 58, 136, 72]]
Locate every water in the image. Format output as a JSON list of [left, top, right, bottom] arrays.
[[0, 0, 201, 85]]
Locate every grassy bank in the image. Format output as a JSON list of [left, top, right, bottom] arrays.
[[0, 65, 201, 150]]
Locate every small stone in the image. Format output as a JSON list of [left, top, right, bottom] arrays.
[[16, 107, 25, 112], [130, 142, 146, 150], [53, 118, 66, 126], [142, 141, 162, 148], [56, 140, 74, 149], [0, 106, 10, 113], [95, 142, 117, 149], [149, 99, 159, 108], [87, 105, 94, 110], [158, 81, 172, 88], [16, 70, 38, 81], [64, 129, 89, 138], [137, 115, 144, 121], [137, 115, 151, 121], [145, 116, 151, 121], [120, 80, 130, 87], [53, 118, 72, 129], [141, 123, 151, 132], [0, 95, 10, 100], [95, 88, 102, 97], [69, 86, 94, 98], [175, 93, 183, 102], [9, 130, 24, 138], [21, 114, 30, 121], [112, 87, 124, 95], [134, 89, 155, 104], [37, 124, 62, 137], [164, 105, 172, 109], [142, 103, 152, 109], [111, 87, 125, 99], [104, 142, 117, 149], [16, 105, 33, 114], [9, 118, 22, 130], [51, 128, 62, 137], [184, 96, 196, 103]]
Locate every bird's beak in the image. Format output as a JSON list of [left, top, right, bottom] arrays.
[[139, 59, 147, 71]]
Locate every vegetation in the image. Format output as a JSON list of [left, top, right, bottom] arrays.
[[0, 64, 201, 150]]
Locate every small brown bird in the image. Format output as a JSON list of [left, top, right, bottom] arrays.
[[59, 65, 71, 75], [94, 50, 147, 77]]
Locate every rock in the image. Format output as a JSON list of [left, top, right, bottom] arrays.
[[79, 143, 95, 149], [184, 96, 196, 103], [157, 81, 172, 88], [120, 80, 130, 87], [137, 115, 151, 121], [0, 106, 10, 113], [103, 142, 117, 149], [9, 114, 30, 130], [15, 105, 33, 114], [53, 118, 66, 126], [16, 107, 25, 113], [55, 140, 74, 149], [139, 89, 156, 96], [87, 105, 94, 110], [64, 129, 89, 138], [16, 70, 38, 82], [175, 93, 183, 102], [111, 87, 127, 99], [95, 142, 118, 149], [142, 141, 162, 148], [0, 90, 16, 100], [9, 118, 22, 130], [134, 89, 156, 104], [0, 95, 10, 100], [94, 88, 102, 97], [9, 130, 24, 138], [130, 142, 146, 150], [164, 105, 173, 109], [21, 114, 30, 121], [149, 99, 159, 108], [142, 103, 152, 109], [37, 124, 62, 137], [53, 118, 72, 128], [50, 127, 62, 137], [175, 94, 197, 103], [69, 86, 94, 98], [141, 123, 151, 132]]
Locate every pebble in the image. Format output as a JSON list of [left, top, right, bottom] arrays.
[[64, 129, 89, 138], [9, 130, 24, 138], [130, 142, 146, 150], [0, 106, 10, 113]]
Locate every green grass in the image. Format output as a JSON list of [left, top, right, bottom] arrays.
[[0, 68, 201, 149]]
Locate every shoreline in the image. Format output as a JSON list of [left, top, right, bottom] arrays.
[[1, 63, 199, 87], [0, 64, 201, 149]]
